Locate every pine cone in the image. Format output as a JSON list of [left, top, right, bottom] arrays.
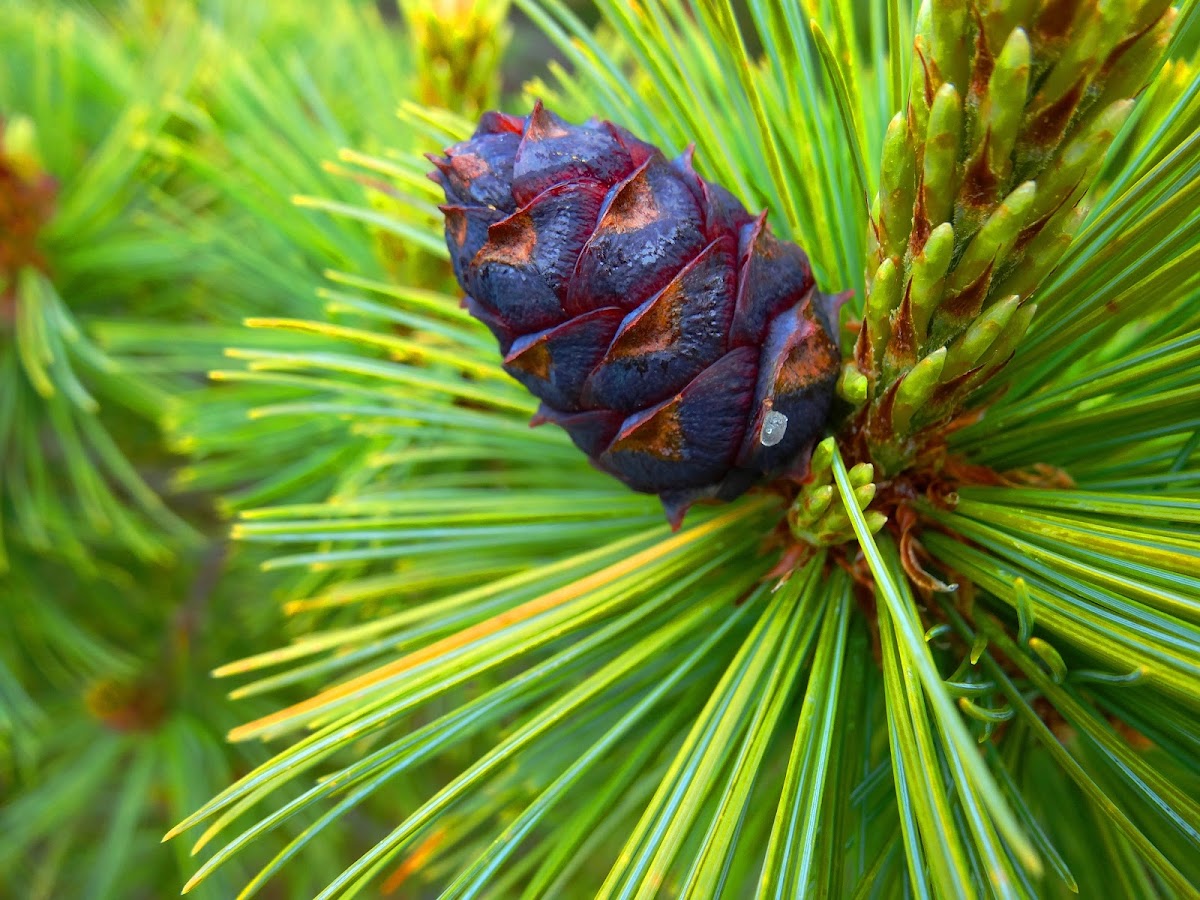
[[430, 103, 841, 526]]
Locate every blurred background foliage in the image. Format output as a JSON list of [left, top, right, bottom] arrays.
[[0, 0, 529, 895], [2, 1, 1199, 899]]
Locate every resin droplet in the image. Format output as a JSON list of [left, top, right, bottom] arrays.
[[759, 410, 788, 447]]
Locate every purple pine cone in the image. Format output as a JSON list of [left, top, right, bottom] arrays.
[[430, 102, 841, 527]]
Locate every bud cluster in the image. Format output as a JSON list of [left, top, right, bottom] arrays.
[[850, 0, 1176, 474], [788, 437, 886, 547], [401, 0, 511, 117]]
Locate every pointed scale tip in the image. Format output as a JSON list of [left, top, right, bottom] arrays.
[[524, 99, 570, 142], [661, 495, 691, 531], [425, 153, 451, 184]]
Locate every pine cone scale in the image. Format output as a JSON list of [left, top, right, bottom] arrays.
[[468, 181, 607, 337], [731, 215, 818, 347], [565, 158, 707, 317], [432, 103, 840, 524], [582, 237, 737, 414], [600, 345, 760, 488], [503, 306, 625, 413], [739, 302, 842, 474]]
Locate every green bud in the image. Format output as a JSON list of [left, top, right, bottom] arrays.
[[848, 462, 875, 488], [806, 484, 834, 519], [838, 363, 868, 405], [879, 113, 916, 260], [864, 511, 889, 534], [942, 294, 1020, 380], [1017, 5, 1128, 177], [853, 482, 877, 509], [929, 0, 968, 91], [976, 302, 1036, 373], [923, 83, 963, 229], [1031, 101, 1132, 222], [883, 286, 919, 381], [789, 482, 834, 533], [809, 437, 836, 483], [815, 511, 850, 544], [909, 222, 955, 342], [984, 28, 1031, 180], [907, 4, 935, 138], [948, 180, 1036, 297], [892, 347, 947, 433], [994, 206, 1084, 300], [977, 0, 1035, 54], [1093, 7, 1176, 113], [866, 257, 901, 364], [864, 0, 1176, 470], [1034, 4, 1120, 116]]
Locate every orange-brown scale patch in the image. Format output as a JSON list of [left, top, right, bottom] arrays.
[[602, 168, 661, 233], [868, 378, 903, 446], [1034, 0, 1084, 47], [1024, 78, 1085, 150], [960, 130, 999, 210], [603, 279, 684, 361], [884, 282, 918, 370], [868, 210, 885, 259], [776, 309, 839, 394], [916, 42, 936, 108], [0, 154, 56, 281], [1, 143, 57, 325], [504, 336, 554, 380], [854, 319, 874, 375], [1100, 13, 1164, 80], [1011, 208, 1055, 257], [910, 173, 933, 257], [939, 259, 995, 323], [477, 212, 536, 266], [449, 152, 491, 183], [969, 6, 996, 102], [609, 402, 686, 461], [930, 364, 985, 408], [897, 503, 958, 592], [443, 206, 470, 248], [1030, 173, 1084, 248]]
